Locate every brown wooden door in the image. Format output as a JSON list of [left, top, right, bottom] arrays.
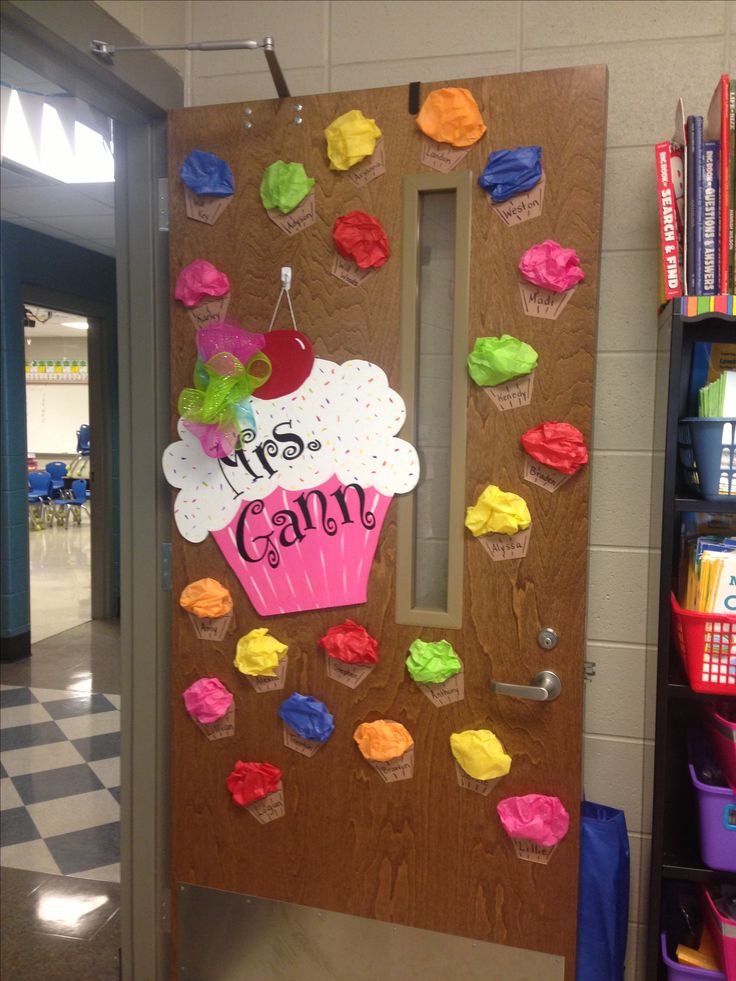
[[167, 66, 606, 979]]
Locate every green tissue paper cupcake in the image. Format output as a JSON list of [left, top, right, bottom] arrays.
[[406, 639, 462, 684], [467, 335, 538, 387], [260, 160, 315, 215]]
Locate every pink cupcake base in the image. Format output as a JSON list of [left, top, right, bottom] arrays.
[[212, 476, 392, 616]]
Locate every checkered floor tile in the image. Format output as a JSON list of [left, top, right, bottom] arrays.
[[0, 685, 120, 882]]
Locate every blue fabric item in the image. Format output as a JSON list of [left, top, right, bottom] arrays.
[[180, 150, 234, 197], [477, 145, 542, 203], [576, 801, 630, 981], [278, 693, 334, 742]]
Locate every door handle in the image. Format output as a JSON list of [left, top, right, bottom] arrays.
[[490, 670, 562, 702]]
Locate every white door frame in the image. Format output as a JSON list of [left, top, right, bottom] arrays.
[[1, 3, 182, 977]]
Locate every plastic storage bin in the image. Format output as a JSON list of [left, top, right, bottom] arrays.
[[680, 418, 736, 500], [661, 933, 726, 980], [688, 732, 736, 874], [705, 706, 736, 790], [671, 594, 736, 696], [703, 887, 736, 981]]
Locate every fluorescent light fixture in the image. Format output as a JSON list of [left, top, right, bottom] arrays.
[[2, 89, 113, 183], [61, 322, 89, 330]]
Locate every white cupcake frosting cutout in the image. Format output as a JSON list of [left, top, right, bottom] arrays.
[[163, 358, 420, 542]]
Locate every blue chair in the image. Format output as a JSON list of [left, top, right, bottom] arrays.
[[69, 424, 90, 478], [45, 461, 68, 497], [55, 479, 90, 527], [28, 472, 52, 530]]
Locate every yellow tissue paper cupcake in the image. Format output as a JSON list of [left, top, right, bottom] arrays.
[[234, 628, 288, 677], [325, 109, 382, 171], [353, 720, 413, 762], [465, 485, 531, 537], [450, 729, 511, 781]]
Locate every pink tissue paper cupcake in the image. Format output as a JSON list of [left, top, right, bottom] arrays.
[[163, 359, 420, 616], [175, 259, 231, 328], [183, 677, 235, 740], [497, 793, 569, 864]]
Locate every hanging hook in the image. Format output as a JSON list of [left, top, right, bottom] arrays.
[[268, 267, 297, 332]]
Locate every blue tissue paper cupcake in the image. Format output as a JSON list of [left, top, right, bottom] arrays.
[[180, 149, 234, 198], [279, 692, 335, 743], [477, 146, 542, 203]]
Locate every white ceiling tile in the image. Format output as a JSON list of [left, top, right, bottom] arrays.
[[0, 184, 113, 219], [38, 213, 115, 239]]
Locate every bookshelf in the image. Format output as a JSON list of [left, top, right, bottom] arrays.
[[646, 299, 736, 980]]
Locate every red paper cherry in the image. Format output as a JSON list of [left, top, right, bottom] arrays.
[[254, 330, 315, 400]]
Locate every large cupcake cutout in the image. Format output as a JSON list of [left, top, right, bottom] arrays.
[[163, 358, 420, 616]]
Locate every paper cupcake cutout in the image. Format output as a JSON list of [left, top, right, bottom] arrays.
[[519, 240, 584, 293], [518, 241, 583, 320], [451, 729, 511, 780], [466, 485, 531, 561], [180, 150, 234, 224], [180, 578, 233, 640], [227, 761, 284, 823], [467, 335, 538, 387], [175, 260, 231, 328], [183, 677, 234, 739], [521, 422, 588, 493], [325, 109, 382, 171], [234, 628, 288, 691], [260, 161, 315, 214], [178, 348, 272, 459], [480, 146, 545, 226], [319, 620, 378, 688], [406, 638, 460, 683], [407, 638, 464, 707], [332, 212, 390, 286], [163, 359, 420, 616], [417, 87, 486, 172], [256, 329, 315, 400], [417, 87, 486, 147], [497, 794, 569, 864], [279, 692, 334, 756], [478, 146, 542, 203], [354, 720, 414, 782]]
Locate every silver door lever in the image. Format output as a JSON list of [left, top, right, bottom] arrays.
[[490, 670, 562, 702]]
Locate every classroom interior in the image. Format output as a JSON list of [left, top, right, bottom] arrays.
[[1, 2, 735, 981]]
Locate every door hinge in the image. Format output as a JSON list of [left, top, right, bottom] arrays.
[[584, 660, 596, 682], [161, 542, 172, 592], [160, 886, 171, 934], [158, 178, 169, 232]]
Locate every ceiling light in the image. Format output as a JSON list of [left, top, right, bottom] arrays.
[[61, 321, 89, 330]]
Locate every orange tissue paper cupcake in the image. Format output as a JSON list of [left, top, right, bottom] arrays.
[[353, 720, 413, 762], [180, 578, 233, 641], [416, 87, 487, 147]]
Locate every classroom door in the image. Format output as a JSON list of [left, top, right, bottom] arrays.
[[166, 66, 606, 980]]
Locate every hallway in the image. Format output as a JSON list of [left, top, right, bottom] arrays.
[[1, 620, 121, 980]]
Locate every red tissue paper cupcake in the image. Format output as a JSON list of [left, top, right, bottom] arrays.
[[333, 211, 390, 269], [319, 619, 379, 665], [521, 422, 588, 475], [226, 761, 281, 808]]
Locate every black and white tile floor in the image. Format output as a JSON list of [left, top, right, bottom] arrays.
[[0, 685, 120, 881]]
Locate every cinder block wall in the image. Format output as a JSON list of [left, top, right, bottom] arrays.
[[96, 2, 736, 976]]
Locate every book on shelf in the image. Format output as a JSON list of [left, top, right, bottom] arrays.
[[657, 76, 735, 303]]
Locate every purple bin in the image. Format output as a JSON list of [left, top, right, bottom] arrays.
[[661, 933, 726, 980], [688, 762, 736, 873]]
